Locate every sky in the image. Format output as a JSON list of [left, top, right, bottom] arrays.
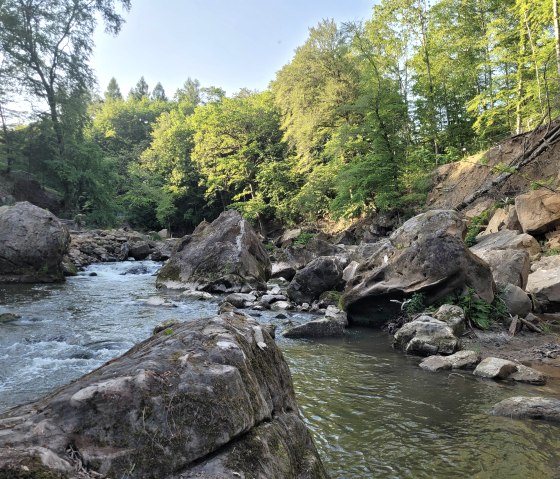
[[91, 0, 375, 98]]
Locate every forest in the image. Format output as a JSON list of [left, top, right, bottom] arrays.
[[1, 0, 559, 233]]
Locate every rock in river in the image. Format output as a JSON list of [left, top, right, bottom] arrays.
[[490, 396, 560, 423], [0, 201, 70, 283], [0, 312, 328, 479], [156, 210, 271, 293], [342, 218, 494, 326]]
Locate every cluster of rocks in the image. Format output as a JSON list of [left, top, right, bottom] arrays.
[[67, 229, 177, 268]]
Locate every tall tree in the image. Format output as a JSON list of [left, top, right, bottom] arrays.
[[151, 82, 167, 102], [0, 0, 131, 208], [105, 77, 123, 101], [129, 76, 150, 101]]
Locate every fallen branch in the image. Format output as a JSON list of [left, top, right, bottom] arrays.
[[519, 317, 544, 333], [508, 315, 519, 336]]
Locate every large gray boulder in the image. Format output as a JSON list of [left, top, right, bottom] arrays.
[[0, 201, 70, 282], [490, 396, 560, 422], [287, 256, 345, 305], [393, 315, 459, 356], [342, 232, 495, 326], [283, 306, 348, 339], [156, 210, 271, 293], [0, 312, 328, 479]]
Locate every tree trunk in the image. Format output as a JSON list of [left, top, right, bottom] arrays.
[[553, 0, 560, 84], [0, 103, 13, 174]]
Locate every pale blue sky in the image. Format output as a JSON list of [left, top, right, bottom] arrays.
[[92, 0, 375, 98]]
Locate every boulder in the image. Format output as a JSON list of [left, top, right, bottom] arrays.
[[527, 256, 560, 312], [224, 292, 257, 308], [500, 283, 532, 317], [287, 256, 345, 305], [0, 312, 327, 479], [128, 241, 153, 260], [273, 238, 344, 273], [156, 210, 271, 293], [278, 228, 302, 247], [490, 396, 560, 422], [150, 238, 179, 261], [472, 249, 530, 289], [432, 304, 466, 336], [545, 229, 560, 251], [481, 207, 508, 235], [284, 306, 347, 339], [515, 190, 560, 234], [470, 229, 541, 258], [0, 202, 70, 283], [473, 357, 518, 379], [271, 261, 297, 280], [342, 260, 360, 283], [393, 315, 459, 356], [509, 365, 546, 385], [342, 233, 494, 326], [419, 350, 481, 372]]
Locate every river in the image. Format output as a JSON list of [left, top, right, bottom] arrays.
[[1, 261, 559, 478]]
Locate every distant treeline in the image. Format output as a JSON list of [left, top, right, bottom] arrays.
[[1, 0, 559, 232]]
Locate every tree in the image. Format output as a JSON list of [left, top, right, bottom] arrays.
[[151, 82, 167, 102], [0, 0, 131, 209], [105, 77, 123, 101], [129, 76, 150, 101], [174, 77, 201, 107]]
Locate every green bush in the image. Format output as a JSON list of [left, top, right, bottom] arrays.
[[464, 210, 490, 247], [404, 292, 426, 315], [457, 287, 508, 330], [293, 232, 315, 246]]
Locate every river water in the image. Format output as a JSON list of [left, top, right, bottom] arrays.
[[1, 262, 559, 478]]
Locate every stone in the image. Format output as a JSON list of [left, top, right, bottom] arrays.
[[500, 283, 532, 317], [157, 228, 169, 239], [128, 241, 153, 260], [181, 290, 214, 300], [270, 300, 293, 311], [433, 304, 466, 336], [490, 396, 560, 423], [504, 205, 523, 232], [0, 312, 327, 478], [224, 293, 257, 308], [515, 190, 560, 234], [283, 307, 347, 339], [259, 294, 288, 306], [279, 228, 302, 246], [473, 357, 518, 379], [393, 315, 459, 356], [0, 312, 21, 323], [472, 249, 530, 289], [156, 210, 271, 293], [509, 365, 546, 385], [527, 256, 560, 312], [343, 232, 494, 326], [0, 202, 70, 283], [391, 210, 467, 248], [482, 207, 508, 235], [271, 261, 297, 281], [152, 319, 181, 335], [419, 350, 481, 372], [273, 238, 344, 274], [287, 256, 344, 305], [470, 229, 541, 258], [343, 260, 360, 283], [545, 229, 560, 251]]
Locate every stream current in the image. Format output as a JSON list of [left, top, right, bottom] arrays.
[[0, 261, 559, 478]]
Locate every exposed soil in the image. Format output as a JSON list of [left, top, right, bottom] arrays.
[[427, 122, 560, 214]]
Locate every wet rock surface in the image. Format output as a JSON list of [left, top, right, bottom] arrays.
[[490, 396, 560, 423], [0, 312, 327, 479]]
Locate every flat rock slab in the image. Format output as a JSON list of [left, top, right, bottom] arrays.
[[420, 350, 481, 372], [490, 396, 560, 422], [509, 365, 546, 385], [474, 357, 518, 379]]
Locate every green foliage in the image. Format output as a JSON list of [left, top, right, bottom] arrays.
[[464, 210, 490, 246], [293, 232, 315, 246], [544, 248, 560, 257], [404, 293, 427, 316], [457, 287, 508, 330]]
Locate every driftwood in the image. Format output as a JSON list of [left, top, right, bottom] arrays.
[[519, 316, 544, 333], [457, 121, 560, 211], [508, 315, 519, 336]]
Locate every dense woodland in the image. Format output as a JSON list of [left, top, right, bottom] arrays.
[[1, 0, 560, 233]]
